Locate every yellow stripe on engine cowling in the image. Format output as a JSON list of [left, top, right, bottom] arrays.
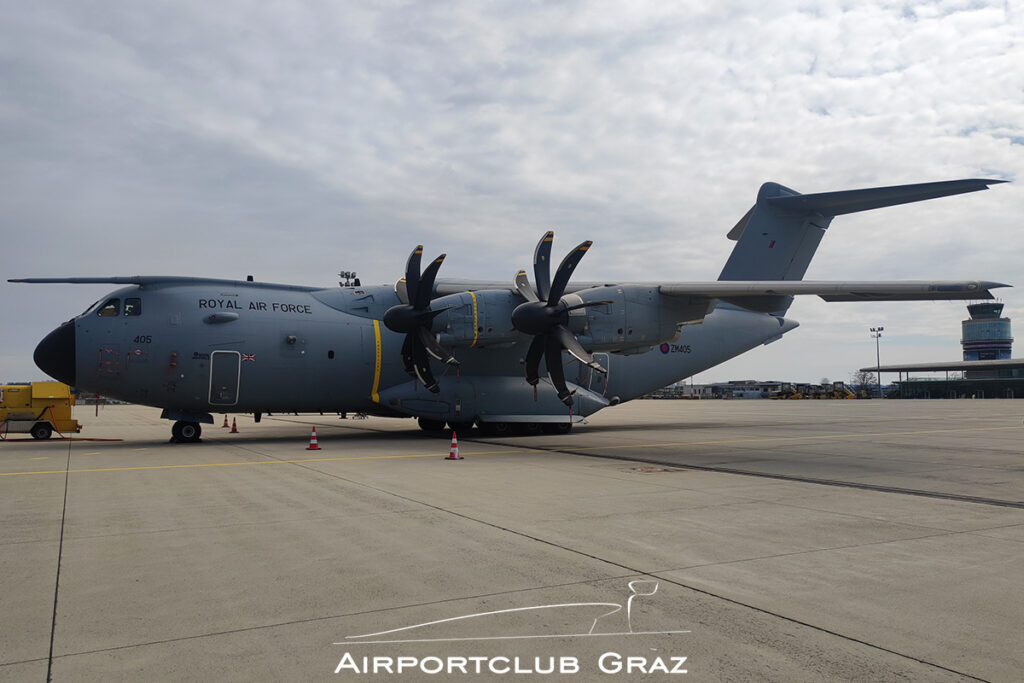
[[371, 320, 382, 403], [470, 291, 479, 347]]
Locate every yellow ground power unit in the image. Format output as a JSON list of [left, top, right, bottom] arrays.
[[0, 381, 81, 439]]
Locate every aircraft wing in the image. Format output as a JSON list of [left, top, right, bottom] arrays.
[[660, 280, 1008, 301], [659, 280, 1008, 314], [438, 279, 1008, 300], [8, 276, 321, 292]]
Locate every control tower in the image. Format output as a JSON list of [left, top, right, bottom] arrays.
[[962, 303, 1012, 377]]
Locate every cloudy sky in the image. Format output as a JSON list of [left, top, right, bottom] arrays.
[[1, 0, 1021, 386]]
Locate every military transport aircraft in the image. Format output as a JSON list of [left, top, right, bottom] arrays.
[[11, 178, 1009, 442]]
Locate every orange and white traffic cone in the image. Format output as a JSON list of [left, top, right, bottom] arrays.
[[222, 414, 230, 428], [446, 431, 462, 460], [307, 426, 320, 450], [230, 418, 239, 434]]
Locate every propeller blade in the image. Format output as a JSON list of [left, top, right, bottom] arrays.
[[523, 334, 546, 386], [564, 299, 614, 312], [420, 305, 453, 323], [417, 325, 458, 365], [514, 270, 538, 302], [404, 246, 424, 306], [553, 324, 604, 371], [400, 334, 415, 376], [395, 278, 410, 305], [414, 253, 446, 310], [534, 231, 554, 302], [548, 241, 592, 305], [411, 336, 440, 393], [544, 334, 573, 405]]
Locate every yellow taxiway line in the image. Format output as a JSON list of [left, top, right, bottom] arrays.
[[0, 450, 515, 477]]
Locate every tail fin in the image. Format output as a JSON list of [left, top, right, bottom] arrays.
[[717, 178, 1006, 313]]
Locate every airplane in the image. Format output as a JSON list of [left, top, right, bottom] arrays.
[[11, 178, 1009, 442]]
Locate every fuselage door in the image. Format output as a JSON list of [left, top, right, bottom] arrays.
[[590, 353, 609, 395], [209, 350, 241, 406], [573, 352, 609, 394]]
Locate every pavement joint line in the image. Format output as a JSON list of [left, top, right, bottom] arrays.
[[549, 451, 1024, 510], [46, 431, 73, 681]]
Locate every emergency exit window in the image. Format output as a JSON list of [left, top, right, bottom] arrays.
[[125, 298, 142, 316], [98, 298, 120, 317]]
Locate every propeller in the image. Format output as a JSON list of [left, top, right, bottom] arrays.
[[383, 246, 458, 392], [511, 232, 612, 405]]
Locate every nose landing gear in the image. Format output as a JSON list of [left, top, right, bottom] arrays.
[[171, 421, 202, 443]]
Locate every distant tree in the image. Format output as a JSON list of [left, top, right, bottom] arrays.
[[820, 377, 830, 386], [849, 369, 877, 393]]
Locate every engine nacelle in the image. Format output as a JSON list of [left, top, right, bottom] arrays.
[[433, 290, 522, 347], [568, 285, 712, 353], [432, 285, 712, 354]]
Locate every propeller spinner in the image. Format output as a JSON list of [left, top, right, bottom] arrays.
[[383, 246, 458, 393], [511, 232, 612, 405]]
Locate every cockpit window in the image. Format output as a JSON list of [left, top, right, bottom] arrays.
[[124, 297, 142, 316], [98, 298, 120, 317]]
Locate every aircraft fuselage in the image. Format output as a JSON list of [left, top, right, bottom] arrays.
[[35, 280, 795, 431]]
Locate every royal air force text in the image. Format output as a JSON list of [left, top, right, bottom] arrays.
[[198, 299, 312, 314]]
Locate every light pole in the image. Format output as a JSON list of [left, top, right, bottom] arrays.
[[870, 326, 884, 398]]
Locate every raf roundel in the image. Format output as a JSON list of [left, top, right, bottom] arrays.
[[660, 343, 670, 354]]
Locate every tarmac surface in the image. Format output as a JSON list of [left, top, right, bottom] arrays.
[[1, 399, 1022, 682]]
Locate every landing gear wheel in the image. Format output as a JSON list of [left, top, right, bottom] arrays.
[[30, 423, 53, 440], [478, 421, 511, 436], [447, 421, 475, 434], [541, 422, 573, 434], [172, 421, 202, 443], [417, 417, 447, 433], [515, 422, 543, 436]]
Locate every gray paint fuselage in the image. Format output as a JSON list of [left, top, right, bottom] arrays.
[[69, 281, 794, 421]]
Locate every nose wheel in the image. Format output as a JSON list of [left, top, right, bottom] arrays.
[[171, 421, 202, 443]]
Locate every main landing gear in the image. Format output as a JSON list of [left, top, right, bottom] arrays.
[[477, 421, 572, 436], [171, 421, 202, 443], [416, 417, 572, 436]]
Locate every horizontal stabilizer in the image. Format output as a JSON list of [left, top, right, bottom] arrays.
[[767, 178, 1006, 217]]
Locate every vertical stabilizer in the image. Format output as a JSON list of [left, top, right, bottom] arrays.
[[718, 182, 832, 283], [717, 178, 1005, 315]]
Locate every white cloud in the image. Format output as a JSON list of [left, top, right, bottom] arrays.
[[1, 0, 1022, 383]]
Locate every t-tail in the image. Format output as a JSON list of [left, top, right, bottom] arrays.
[[717, 178, 1006, 315]]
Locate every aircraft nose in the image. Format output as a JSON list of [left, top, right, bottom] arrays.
[[34, 320, 77, 386]]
